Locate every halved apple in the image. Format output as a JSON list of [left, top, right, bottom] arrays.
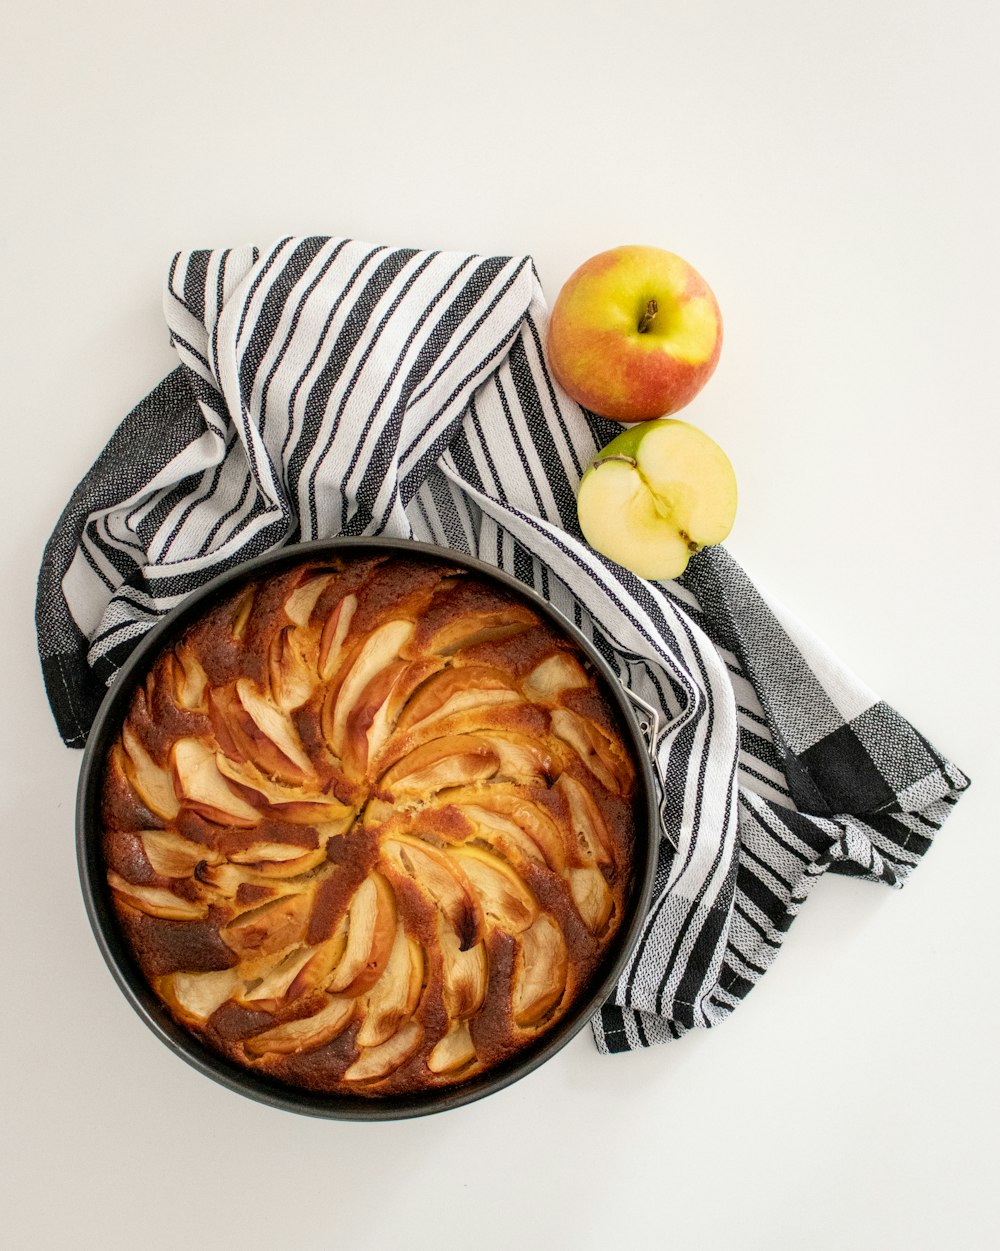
[[576, 418, 737, 580]]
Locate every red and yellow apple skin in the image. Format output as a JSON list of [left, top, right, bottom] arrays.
[[547, 246, 723, 423]]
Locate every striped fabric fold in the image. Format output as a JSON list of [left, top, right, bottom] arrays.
[[35, 235, 969, 1051]]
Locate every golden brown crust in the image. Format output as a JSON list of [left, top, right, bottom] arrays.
[[101, 555, 637, 1096]]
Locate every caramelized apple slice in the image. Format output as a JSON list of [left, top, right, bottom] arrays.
[[244, 995, 354, 1058], [427, 1021, 476, 1074], [522, 653, 589, 705], [140, 829, 223, 878], [460, 805, 547, 867], [284, 573, 333, 627], [318, 593, 358, 681], [121, 724, 179, 819], [108, 872, 209, 921], [227, 845, 328, 878], [550, 708, 631, 795], [439, 925, 488, 1019], [554, 773, 613, 867], [343, 1020, 423, 1083], [214, 753, 353, 825], [378, 735, 499, 800], [568, 867, 614, 934], [268, 625, 319, 712], [479, 732, 554, 783], [172, 641, 210, 712], [327, 874, 397, 995], [449, 845, 536, 934], [326, 619, 414, 754], [239, 946, 316, 1010], [235, 678, 314, 779], [341, 659, 410, 778], [445, 787, 567, 873], [159, 968, 240, 1024], [513, 914, 568, 1027], [172, 738, 261, 827], [221, 891, 313, 958], [395, 666, 520, 731], [286, 920, 350, 1000], [356, 925, 424, 1048], [382, 837, 481, 949]]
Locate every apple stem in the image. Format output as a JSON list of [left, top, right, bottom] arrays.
[[637, 298, 658, 334], [597, 454, 638, 469]]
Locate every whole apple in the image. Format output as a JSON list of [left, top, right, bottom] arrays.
[[547, 245, 723, 423], [576, 418, 737, 580]]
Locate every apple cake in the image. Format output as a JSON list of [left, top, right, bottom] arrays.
[[101, 553, 637, 1096]]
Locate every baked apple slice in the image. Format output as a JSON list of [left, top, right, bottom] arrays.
[[448, 845, 536, 934], [550, 708, 632, 795], [244, 994, 354, 1058], [121, 724, 179, 820], [343, 1019, 423, 1083], [382, 836, 482, 949], [513, 913, 568, 1027], [326, 874, 397, 996], [318, 593, 358, 681], [172, 738, 261, 827], [568, 866, 614, 934], [325, 619, 414, 755], [108, 872, 209, 921], [427, 1021, 476, 1075], [395, 665, 521, 732], [554, 773, 614, 867], [356, 923, 424, 1048], [220, 891, 313, 959], [159, 968, 241, 1024], [522, 653, 590, 705], [438, 924, 488, 1019], [378, 735, 500, 800], [139, 828, 223, 878]]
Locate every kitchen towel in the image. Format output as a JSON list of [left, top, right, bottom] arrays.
[[36, 236, 969, 1051]]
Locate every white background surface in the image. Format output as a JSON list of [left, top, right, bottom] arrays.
[[3, 2, 998, 1248]]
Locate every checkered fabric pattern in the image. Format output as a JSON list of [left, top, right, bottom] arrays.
[[35, 236, 969, 1050]]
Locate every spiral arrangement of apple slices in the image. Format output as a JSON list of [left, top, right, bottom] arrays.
[[102, 556, 636, 1095]]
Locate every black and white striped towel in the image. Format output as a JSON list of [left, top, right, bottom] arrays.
[[36, 236, 969, 1051]]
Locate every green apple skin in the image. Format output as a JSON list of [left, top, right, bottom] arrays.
[[576, 418, 737, 581]]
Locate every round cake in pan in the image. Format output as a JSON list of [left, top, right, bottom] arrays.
[[100, 553, 637, 1096]]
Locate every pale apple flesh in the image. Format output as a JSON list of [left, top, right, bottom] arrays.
[[547, 245, 723, 422], [576, 418, 737, 581]]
